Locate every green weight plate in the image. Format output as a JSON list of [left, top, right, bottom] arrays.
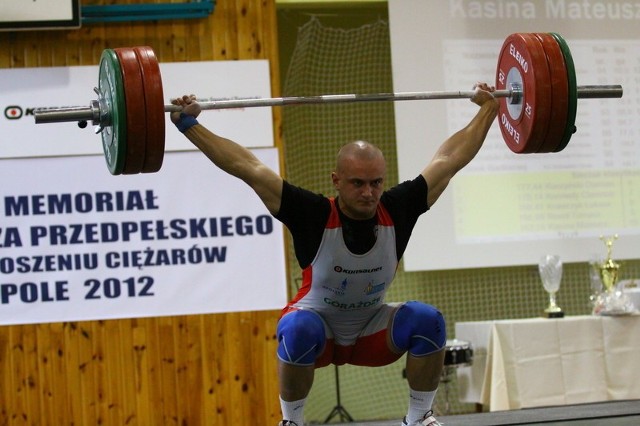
[[550, 32, 578, 152], [98, 49, 127, 175]]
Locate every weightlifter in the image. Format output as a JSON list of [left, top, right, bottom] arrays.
[[170, 82, 498, 426]]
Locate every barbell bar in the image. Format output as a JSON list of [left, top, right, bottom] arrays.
[[33, 89, 512, 124], [33, 86, 622, 124], [32, 33, 623, 175]]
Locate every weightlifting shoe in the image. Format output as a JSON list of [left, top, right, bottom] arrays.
[[402, 410, 443, 426]]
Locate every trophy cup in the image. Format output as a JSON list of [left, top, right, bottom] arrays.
[[539, 254, 564, 318], [598, 235, 620, 294], [593, 234, 632, 315], [588, 254, 604, 307]]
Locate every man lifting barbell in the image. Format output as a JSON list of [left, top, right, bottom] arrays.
[[169, 83, 499, 426], [30, 32, 624, 424]]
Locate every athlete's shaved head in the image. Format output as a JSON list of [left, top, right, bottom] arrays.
[[335, 141, 385, 174]]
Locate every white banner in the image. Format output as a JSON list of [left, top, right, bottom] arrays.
[[0, 0, 75, 22], [0, 150, 288, 325], [0, 59, 273, 158]]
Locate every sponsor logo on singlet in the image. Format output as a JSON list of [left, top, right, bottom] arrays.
[[322, 278, 348, 296], [364, 282, 385, 295], [333, 265, 383, 274], [323, 296, 381, 310]]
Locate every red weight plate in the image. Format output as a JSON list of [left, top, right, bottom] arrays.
[[534, 33, 569, 153], [495, 33, 552, 153], [114, 48, 147, 174], [550, 32, 578, 153], [133, 46, 165, 173]]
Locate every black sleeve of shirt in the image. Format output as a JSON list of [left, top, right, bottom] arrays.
[[381, 175, 430, 260], [274, 181, 331, 268]]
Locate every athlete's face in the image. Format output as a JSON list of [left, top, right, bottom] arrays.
[[332, 154, 385, 220]]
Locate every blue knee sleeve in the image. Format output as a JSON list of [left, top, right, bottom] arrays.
[[276, 310, 325, 366], [391, 301, 446, 357]]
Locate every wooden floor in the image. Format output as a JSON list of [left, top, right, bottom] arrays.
[[311, 400, 640, 426]]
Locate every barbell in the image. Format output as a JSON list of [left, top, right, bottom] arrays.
[[33, 32, 623, 175]]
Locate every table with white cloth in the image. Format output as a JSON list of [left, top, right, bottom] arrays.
[[454, 315, 640, 411]]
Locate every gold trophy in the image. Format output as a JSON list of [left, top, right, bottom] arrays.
[[593, 234, 633, 315], [598, 234, 620, 293], [539, 254, 564, 318]]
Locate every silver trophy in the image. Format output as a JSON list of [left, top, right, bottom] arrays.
[[588, 254, 604, 307], [539, 254, 564, 318]]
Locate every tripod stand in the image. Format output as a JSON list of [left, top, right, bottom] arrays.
[[323, 365, 354, 423]]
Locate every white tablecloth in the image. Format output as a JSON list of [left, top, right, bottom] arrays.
[[455, 315, 640, 411]]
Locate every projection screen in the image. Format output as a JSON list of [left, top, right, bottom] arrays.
[[388, 0, 639, 271]]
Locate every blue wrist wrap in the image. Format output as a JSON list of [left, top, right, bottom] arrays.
[[175, 113, 199, 133]]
